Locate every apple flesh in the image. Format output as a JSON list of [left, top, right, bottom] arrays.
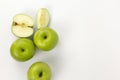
[[12, 14, 34, 37], [37, 8, 50, 29], [34, 27, 58, 51], [10, 38, 35, 61], [27, 62, 51, 80]]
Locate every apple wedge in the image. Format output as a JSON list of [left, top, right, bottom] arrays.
[[12, 14, 34, 37], [37, 8, 50, 29]]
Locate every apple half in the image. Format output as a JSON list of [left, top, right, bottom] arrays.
[[12, 14, 34, 37], [37, 8, 50, 29]]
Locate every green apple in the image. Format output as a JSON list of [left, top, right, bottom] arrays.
[[27, 62, 51, 80], [10, 38, 35, 61], [37, 8, 50, 29], [12, 14, 34, 37], [34, 27, 58, 51]]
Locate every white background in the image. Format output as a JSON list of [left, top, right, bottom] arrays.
[[0, 0, 120, 80]]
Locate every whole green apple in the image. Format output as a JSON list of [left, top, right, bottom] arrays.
[[10, 38, 35, 61], [34, 27, 58, 51], [27, 62, 51, 80]]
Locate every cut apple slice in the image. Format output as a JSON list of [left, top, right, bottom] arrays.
[[37, 8, 50, 29], [12, 14, 34, 37]]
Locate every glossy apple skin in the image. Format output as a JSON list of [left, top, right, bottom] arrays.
[[27, 62, 51, 80], [10, 38, 35, 61], [34, 27, 58, 51]]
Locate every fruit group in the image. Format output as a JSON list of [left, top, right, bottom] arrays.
[[34, 27, 58, 51], [37, 8, 50, 29], [10, 8, 58, 80], [12, 14, 34, 37], [10, 38, 35, 61], [28, 62, 51, 80]]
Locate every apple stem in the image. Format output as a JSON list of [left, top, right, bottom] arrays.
[[39, 72, 43, 77]]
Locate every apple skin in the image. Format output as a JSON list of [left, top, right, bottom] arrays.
[[34, 27, 58, 51], [27, 62, 51, 80], [10, 38, 35, 62]]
